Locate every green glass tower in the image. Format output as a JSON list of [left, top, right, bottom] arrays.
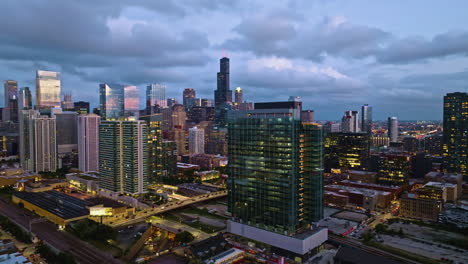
[[443, 92, 468, 178], [99, 119, 148, 194], [227, 102, 324, 236]]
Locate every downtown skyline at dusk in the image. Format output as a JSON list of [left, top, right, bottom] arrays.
[[0, 1, 467, 120]]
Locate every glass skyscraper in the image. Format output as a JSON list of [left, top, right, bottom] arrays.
[[3, 80, 18, 122], [36, 70, 61, 109], [214, 57, 232, 127], [443, 92, 467, 177], [99, 83, 125, 120], [361, 104, 372, 134], [99, 120, 148, 194], [146, 84, 167, 114], [139, 113, 164, 184], [227, 101, 323, 235], [18, 87, 32, 110]]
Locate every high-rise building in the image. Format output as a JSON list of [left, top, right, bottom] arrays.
[[167, 98, 178, 107], [78, 114, 100, 172], [19, 110, 57, 173], [341, 110, 359, 132], [183, 88, 196, 108], [324, 132, 370, 172], [99, 83, 124, 120], [162, 140, 177, 177], [388, 117, 399, 142], [74, 101, 90, 115], [227, 100, 326, 259], [19, 110, 39, 172], [3, 80, 18, 122], [36, 70, 61, 110], [373, 153, 411, 186], [146, 84, 167, 114], [124, 85, 139, 117], [301, 110, 315, 123], [214, 57, 232, 127], [53, 110, 78, 156], [139, 114, 164, 184], [99, 120, 148, 194], [18, 87, 32, 110], [201, 98, 213, 107], [189, 126, 204, 154], [443, 92, 467, 177], [361, 104, 372, 134], [61, 93, 74, 111], [234, 87, 242, 105], [171, 104, 187, 129]]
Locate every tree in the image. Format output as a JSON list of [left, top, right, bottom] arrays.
[[175, 231, 194, 243]]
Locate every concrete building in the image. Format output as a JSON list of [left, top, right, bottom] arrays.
[[341, 110, 359, 133], [387, 117, 399, 142], [416, 181, 458, 202], [400, 193, 442, 221], [78, 114, 100, 172], [189, 126, 205, 154]]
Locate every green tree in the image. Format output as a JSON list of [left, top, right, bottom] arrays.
[[175, 231, 194, 243]]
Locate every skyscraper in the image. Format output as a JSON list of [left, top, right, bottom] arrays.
[[18, 87, 32, 110], [99, 120, 148, 194], [53, 110, 78, 155], [341, 110, 359, 132], [227, 100, 326, 259], [3, 80, 18, 122], [361, 104, 372, 134], [139, 113, 164, 184], [36, 70, 61, 109], [183, 88, 196, 108], [74, 101, 90, 114], [78, 114, 100, 172], [214, 57, 232, 127], [19, 110, 39, 172], [146, 84, 167, 114], [388, 117, 399, 142], [189, 126, 204, 154], [99, 83, 124, 120], [234, 87, 243, 105], [324, 132, 370, 172], [61, 93, 74, 110], [124, 85, 139, 117], [443, 92, 467, 177]]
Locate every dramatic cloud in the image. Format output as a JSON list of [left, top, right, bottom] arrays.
[[0, 0, 467, 120]]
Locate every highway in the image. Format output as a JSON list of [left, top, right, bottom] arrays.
[[0, 197, 121, 264], [329, 234, 419, 264], [111, 190, 227, 227]]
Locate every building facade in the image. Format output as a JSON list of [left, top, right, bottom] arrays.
[[189, 126, 205, 154], [341, 110, 359, 133], [214, 57, 232, 127], [388, 117, 399, 142], [78, 114, 100, 172], [443, 92, 467, 178], [324, 132, 370, 172], [3, 80, 18, 122], [36, 70, 61, 109], [146, 84, 167, 114], [99, 83, 125, 120], [18, 87, 32, 111], [99, 120, 148, 194], [361, 104, 372, 134]]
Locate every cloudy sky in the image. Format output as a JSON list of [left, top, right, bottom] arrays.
[[1, 0, 467, 120]]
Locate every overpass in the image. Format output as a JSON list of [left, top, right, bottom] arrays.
[[111, 190, 227, 227]]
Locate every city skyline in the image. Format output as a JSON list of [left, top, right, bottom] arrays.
[[0, 1, 467, 120]]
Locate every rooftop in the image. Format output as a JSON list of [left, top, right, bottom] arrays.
[[334, 247, 400, 264], [13, 190, 89, 220]]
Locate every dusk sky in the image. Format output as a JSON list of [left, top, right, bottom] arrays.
[[1, 0, 467, 120]]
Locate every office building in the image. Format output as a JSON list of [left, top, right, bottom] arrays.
[[99, 120, 148, 194], [341, 110, 359, 132], [400, 193, 442, 222], [161, 140, 177, 177], [201, 98, 213, 107], [361, 104, 372, 134], [388, 117, 399, 142], [214, 57, 232, 127], [171, 104, 187, 129], [324, 122, 341, 133], [189, 126, 205, 154], [371, 136, 390, 147], [167, 98, 178, 107], [443, 92, 467, 178], [183, 88, 196, 108], [18, 87, 32, 111], [53, 110, 78, 154], [124, 85, 139, 117], [234, 87, 243, 106], [324, 132, 370, 172], [3, 80, 18, 122], [301, 110, 314, 123], [36, 70, 61, 109], [61, 93, 74, 110], [99, 83, 124, 120], [146, 84, 167, 114], [74, 101, 90, 114], [139, 114, 164, 184], [19, 110, 38, 172], [189, 106, 215, 123], [227, 101, 326, 260], [78, 114, 100, 172], [373, 153, 411, 186]]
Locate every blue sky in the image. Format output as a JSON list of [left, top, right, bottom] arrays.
[[1, 0, 467, 120]]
